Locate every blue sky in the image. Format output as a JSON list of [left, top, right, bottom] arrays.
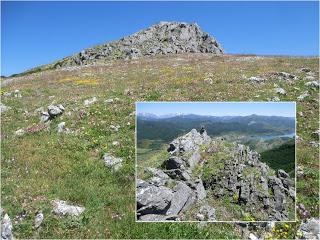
[[137, 102, 296, 118], [1, 1, 319, 76]]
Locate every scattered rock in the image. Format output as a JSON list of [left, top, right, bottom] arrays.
[[3, 92, 12, 97], [84, 97, 97, 107], [296, 218, 320, 239], [305, 76, 316, 81], [248, 76, 265, 83], [268, 96, 280, 102], [48, 104, 65, 117], [273, 72, 298, 80], [249, 233, 259, 240], [275, 87, 286, 95], [14, 90, 22, 98], [105, 98, 114, 103], [310, 141, 319, 148], [1, 213, 13, 240], [0, 103, 11, 113], [57, 122, 69, 133], [15, 129, 26, 137], [124, 89, 133, 96], [166, 182, 195, 215], [197, 204, 216, 221], [34, 211, 44, 229], [103, 153, 123, 171], [300, 67, 311, 73], [297, 91, 310, 100], [110, 125, 120, 132], [52, 200, 85, 216], [305, 81, 319, 90], [40, 111, 51, 122]]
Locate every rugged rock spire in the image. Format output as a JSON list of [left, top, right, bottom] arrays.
[[137, 128, 295, 221], [37, 22, 223, 70]]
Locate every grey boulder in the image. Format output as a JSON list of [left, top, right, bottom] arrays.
[[1, 213, 13, 240], [137, 185, 173, 215], [103, 153, 123, 171], [166, 182, 195, 215], [52, 200, 85, 216]]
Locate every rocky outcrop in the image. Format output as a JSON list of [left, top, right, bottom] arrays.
[[137, 128, 214, 221], [28, 22, 223, 72], [137, 128, 295, 221], [203, 143, 295, 221]]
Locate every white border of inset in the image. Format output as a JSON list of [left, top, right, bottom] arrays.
[[134, 101, 297, 223]]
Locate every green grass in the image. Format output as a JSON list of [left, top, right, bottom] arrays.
[[260, 139, 295, 177]]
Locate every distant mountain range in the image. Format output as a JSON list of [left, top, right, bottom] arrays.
[[137, 114, 295, 143]]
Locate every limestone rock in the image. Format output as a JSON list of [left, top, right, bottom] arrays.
[[305, 81, 319, 90], [52, 200, 85, 216], [137, 184, 173, 215], [297, 91, 310, 100], [1, 213, 13, 240], [48, 104, 65, 117], [195, 179, 206, 201], [57, 122, 67, 133], [103, 153, 123, 171], [197, 204, 216, 221], [34, 211, 44, 229], [249, 76, 265, 83], [84, 97, 97, 107], [15, 129, 25, 137], [275, 87, 286, 95], [297, 218, 320, 239], [0, 103, 11, 113], [166, 182, 195, 215]]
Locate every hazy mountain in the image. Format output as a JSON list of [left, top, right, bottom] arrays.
[[137, 114, 295, 143]]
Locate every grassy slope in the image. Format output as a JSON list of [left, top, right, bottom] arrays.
[[1, 54, 319, 238], [260, 139, 295, 176]]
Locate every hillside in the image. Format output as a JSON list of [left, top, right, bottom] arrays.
[[1, 53, 319, 239]]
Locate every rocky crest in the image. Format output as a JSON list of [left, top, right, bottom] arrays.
[[137, 128, 295, 221], [26, 22, 223, 73]]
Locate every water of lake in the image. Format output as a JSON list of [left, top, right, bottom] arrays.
[[250, 133, 295, 140]]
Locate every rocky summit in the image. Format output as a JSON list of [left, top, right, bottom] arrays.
[[137, 128, 295, 221], [25, 22, 223, 73]]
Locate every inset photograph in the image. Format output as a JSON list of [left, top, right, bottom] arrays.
[[136, 102, 296, 222]]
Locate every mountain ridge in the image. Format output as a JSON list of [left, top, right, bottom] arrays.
[[17, 21, 224, 76]]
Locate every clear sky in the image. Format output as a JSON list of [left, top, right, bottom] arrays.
[[1, 1, 319, 76], [137, 102, 296, 118]]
